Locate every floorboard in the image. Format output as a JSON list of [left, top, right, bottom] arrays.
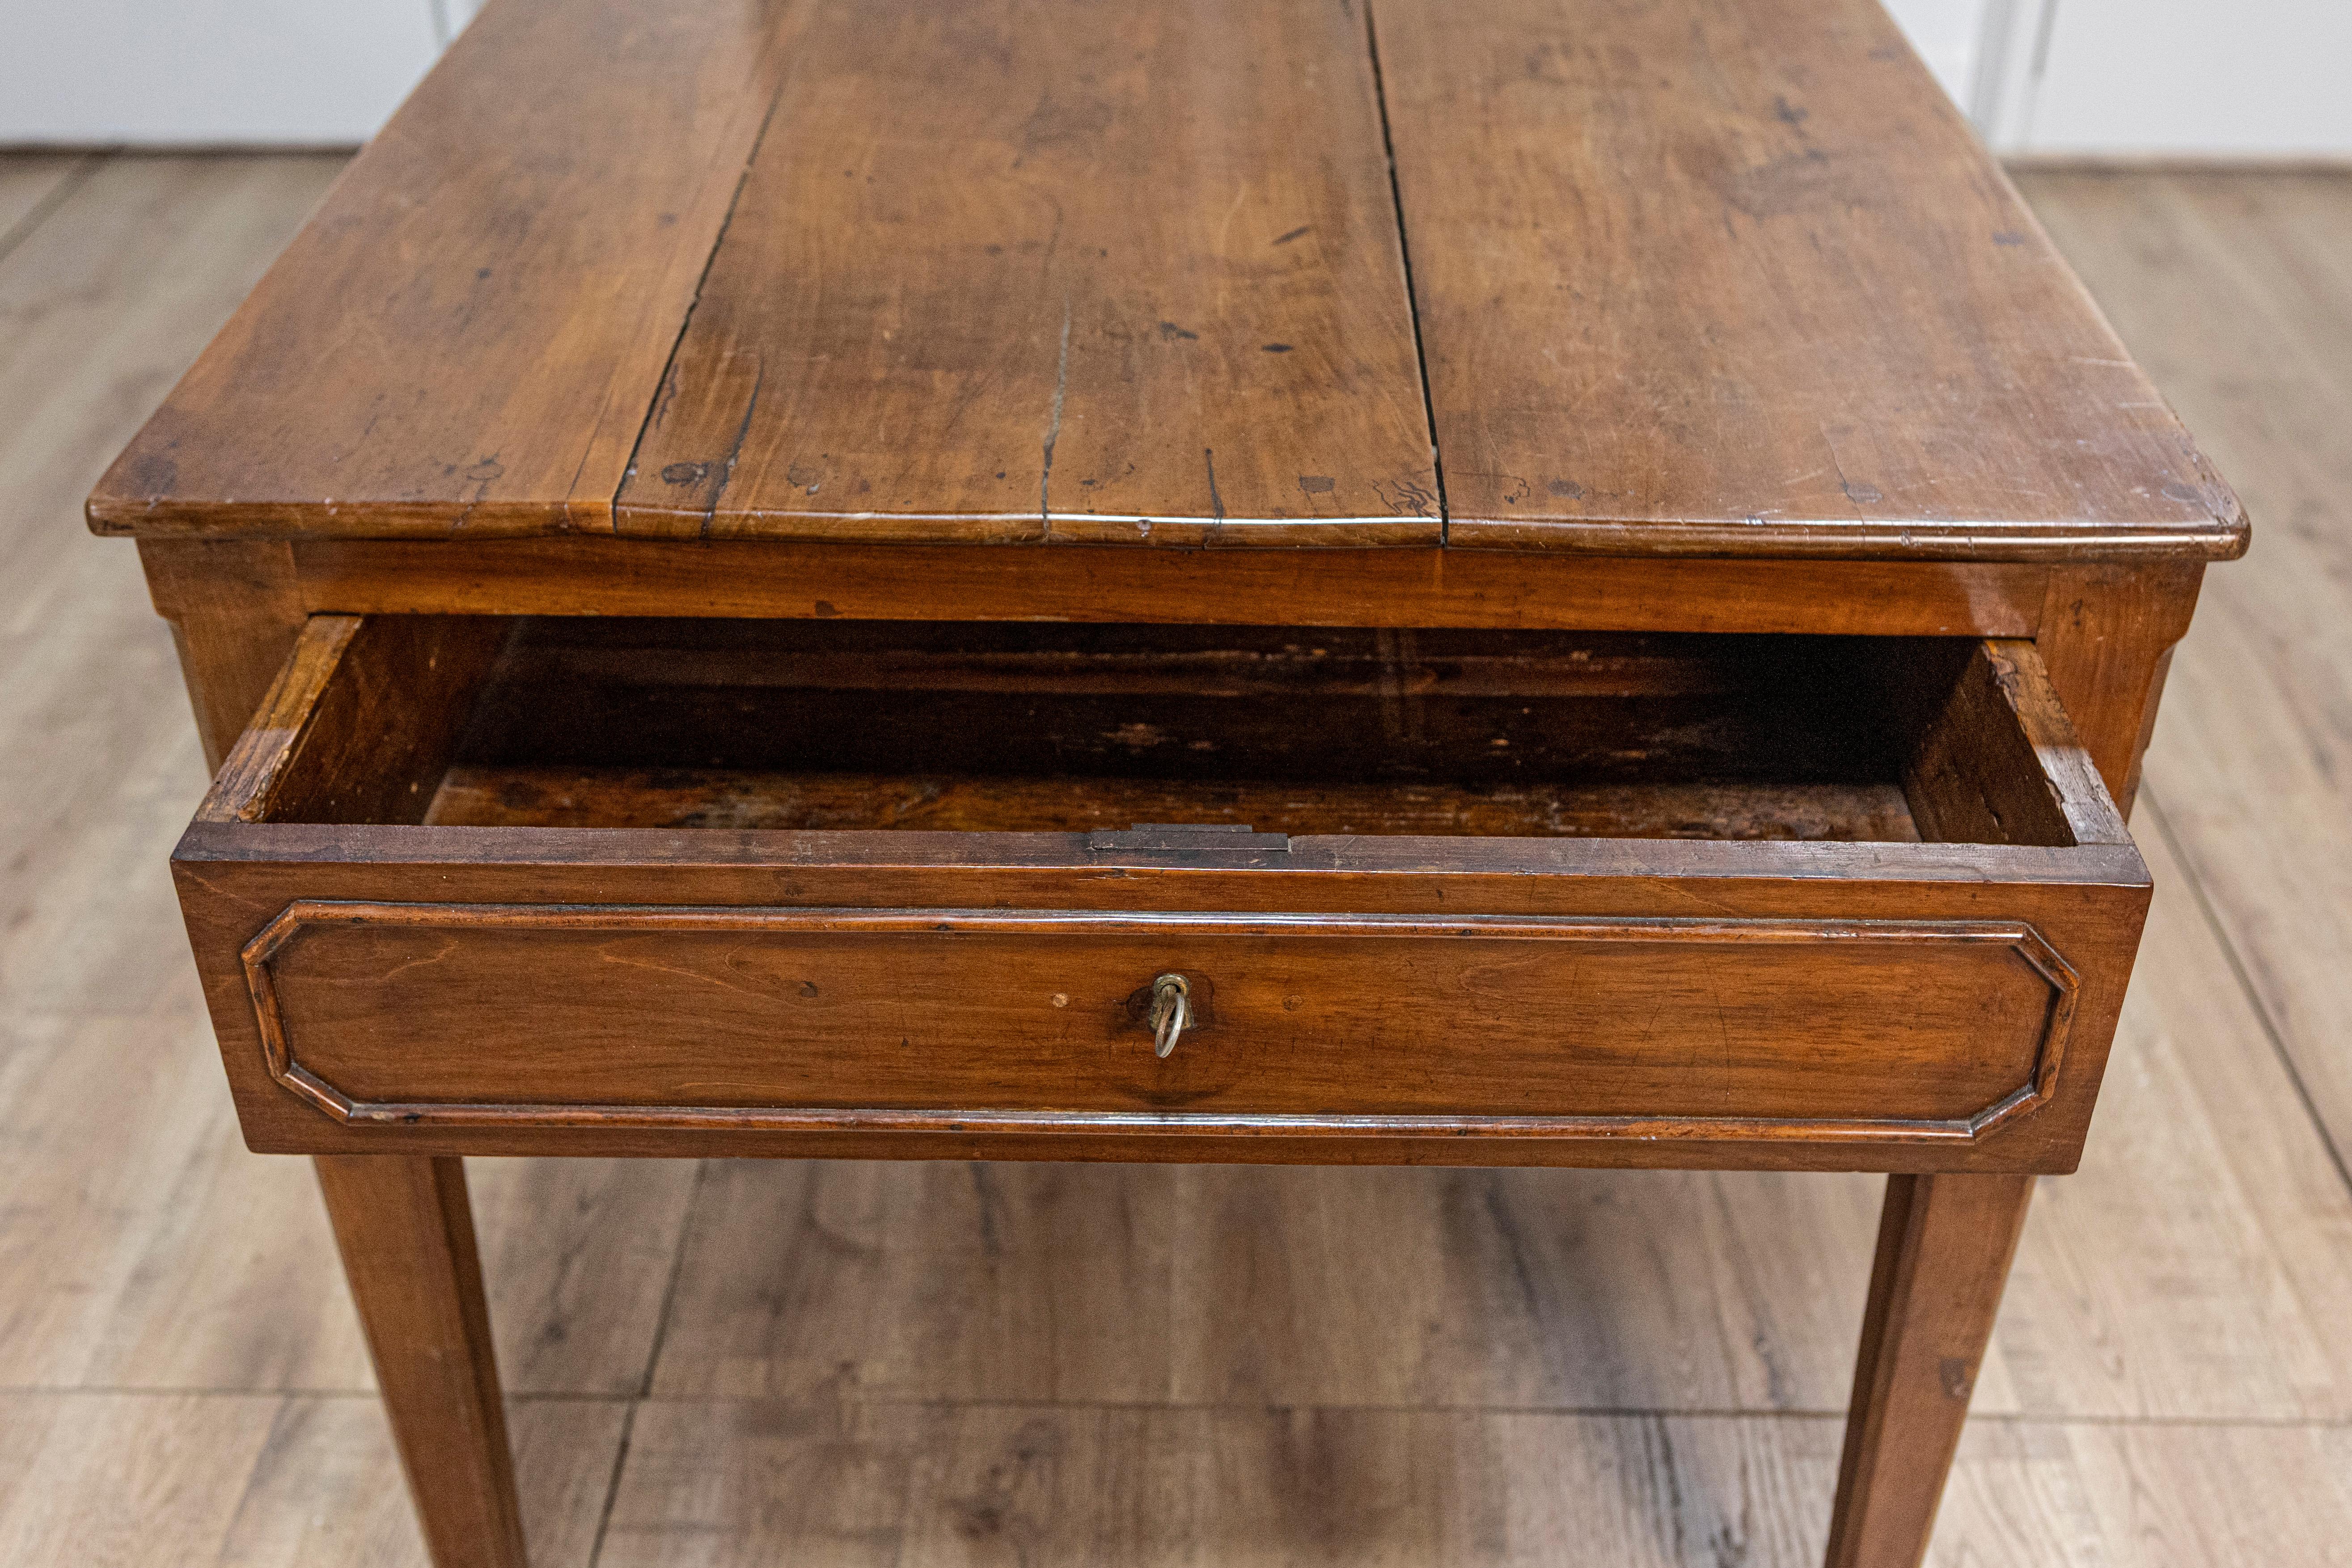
[[2017, 167, 2352, 1181], [0, 154, 90, 257], [0, 1391, 624, 1568]]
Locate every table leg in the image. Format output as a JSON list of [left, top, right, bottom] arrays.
[[1824, 1171, 2035, 1568], [314, 1155, 527, 1568]]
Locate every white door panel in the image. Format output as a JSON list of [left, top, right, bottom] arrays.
[[0, 0, 440, 145], [2026, 0, 2352, 156]]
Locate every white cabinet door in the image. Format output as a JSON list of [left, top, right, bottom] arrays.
[[2026, 0, 2352, 157], [0, 0, 442, 145]]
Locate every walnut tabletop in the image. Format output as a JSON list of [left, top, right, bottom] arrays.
[[90, 0, 2244, 562]]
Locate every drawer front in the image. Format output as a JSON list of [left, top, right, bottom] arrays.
[[245, 902, 2075, 1141]]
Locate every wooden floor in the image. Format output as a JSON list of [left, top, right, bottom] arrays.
[[4, 152, 2351, 1565]]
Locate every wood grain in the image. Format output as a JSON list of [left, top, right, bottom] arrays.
[[1373, 0, 2247, 562], [174, 816, 2149, 1169], [217, 618, 2108, 844], [2033, 561, 2203, 810], [633, 827, 2352, 1422], [169, 614, 2141, 1167], [79, 4, 2244, 566], [312, 1156, 525, 1568], [599, 1400, 1847, 1568], [0, 152, 709, 1424], [595, 1401, 2352, 1568], [1893, 640, 2122, 848], [0, 1392, 624, 1568], [292, 537, 2056, 636], [643, 1160, 1886, 1410], [0, 154, 377, 1403], [1826, 1172, 2035, 1568], [140, 540, 309, 774], [0, 1001, 697, 1402], [446, 620, 1913, 800], [86, 0, 791, 538], [0, 155, 339, 778], [463, 1158, 702, 1398], [246, 905, 2070, 1131], [430, 766, 1922, 841], [194, 613, 507, 826], [6, 154, 2344, 1568], [0, 1392, 283, 1566], [616, 0, 1433, 545], [1995, 822, 2352, 1421], [2055, 1421, 2352, 1568]]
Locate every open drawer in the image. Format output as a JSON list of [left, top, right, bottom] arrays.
[[173, 616, 2151, 1171]]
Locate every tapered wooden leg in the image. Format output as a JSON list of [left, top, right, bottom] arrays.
[[1825, 1172, 2035, 1568], [315, 1155, 526, 1568]]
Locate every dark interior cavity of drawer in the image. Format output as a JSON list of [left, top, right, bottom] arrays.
[[200, 616, 2117, 849]]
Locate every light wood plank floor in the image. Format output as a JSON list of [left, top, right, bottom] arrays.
[[2, 152, 2348, 1566]]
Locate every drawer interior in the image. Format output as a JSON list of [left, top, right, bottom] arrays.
[[204, 616, 2113, 847]]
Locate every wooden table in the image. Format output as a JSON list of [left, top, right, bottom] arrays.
[[91, 0, 2245, 1563]]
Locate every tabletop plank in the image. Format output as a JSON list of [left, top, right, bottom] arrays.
[[1373, 0, 2249, 561], [89, 0, 2247, 563], [87, 0, 791, 538], [615, 0, 1436, 545]]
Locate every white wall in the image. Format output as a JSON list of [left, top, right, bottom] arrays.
[[1886, 0, 2352, 156], [0, 0, 477, 146], [2027, 0, 2352, 157], [1, 0, 2346, 154]]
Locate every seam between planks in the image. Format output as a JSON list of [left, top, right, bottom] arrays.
[[605, 70, 796, 535], [1361, 0, 1452, 544], [583, 1400, 639, 1568]]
